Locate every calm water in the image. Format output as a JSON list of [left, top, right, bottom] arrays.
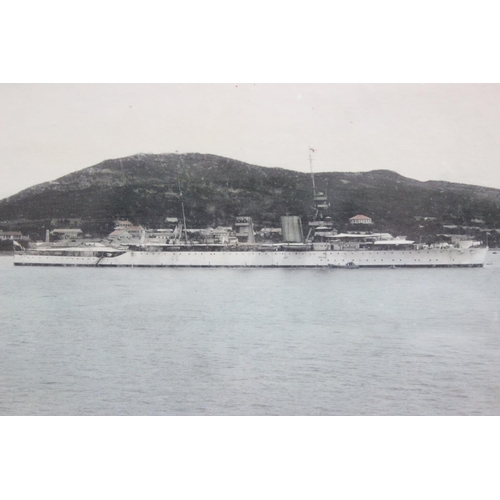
[[1, 252, 500, 415]]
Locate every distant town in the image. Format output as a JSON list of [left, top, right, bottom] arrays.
[[2, 210, 499, 251]]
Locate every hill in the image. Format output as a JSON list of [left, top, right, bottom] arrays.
[[1, 153, 500, 243]]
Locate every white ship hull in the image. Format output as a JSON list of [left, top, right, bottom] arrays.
[[13, 247, 488, 268]]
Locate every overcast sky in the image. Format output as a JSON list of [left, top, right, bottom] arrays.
[[1, 83, 499, 200]]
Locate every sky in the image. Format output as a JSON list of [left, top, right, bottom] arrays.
[[1, 83, 499, 200]]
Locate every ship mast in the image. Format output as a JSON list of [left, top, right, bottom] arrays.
[[309, 147, 316, 194], [306, 147, 332, 243], [177, 171, 189, 245], [165, 155, 190, 245]]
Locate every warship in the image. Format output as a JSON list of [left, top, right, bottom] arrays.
[[13, 152, 488, 268]]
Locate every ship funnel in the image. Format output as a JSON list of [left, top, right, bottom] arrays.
[[281, 216, 304, 243], [235, 217, 255, 244]]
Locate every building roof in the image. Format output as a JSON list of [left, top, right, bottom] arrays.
[[109, 229, 131, 237], [332, 233, 392, 239], [374, 240, 414, 245], [349, 214, 371, 220], [51, 229, 82, 234]]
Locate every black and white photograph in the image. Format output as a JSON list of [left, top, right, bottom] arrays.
[[1, 2, 499, 499], [2, 83, 499, 417]]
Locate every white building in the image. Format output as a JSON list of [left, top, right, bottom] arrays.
[[108, 229, 134, 243], [114, 220, 134, 230], [0, 230, 28, 241], [127, 225, 145, 237], [349, 214, 372, 225]]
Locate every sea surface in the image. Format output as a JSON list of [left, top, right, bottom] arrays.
[[1, 252, 500, 415]]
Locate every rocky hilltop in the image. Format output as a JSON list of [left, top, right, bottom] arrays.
[[1, 153, 500, 243]]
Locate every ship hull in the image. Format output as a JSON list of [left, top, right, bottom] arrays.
[[13, 247, 489, 268]]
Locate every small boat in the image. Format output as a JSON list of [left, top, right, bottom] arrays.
[[344, 261, 359, 269]]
